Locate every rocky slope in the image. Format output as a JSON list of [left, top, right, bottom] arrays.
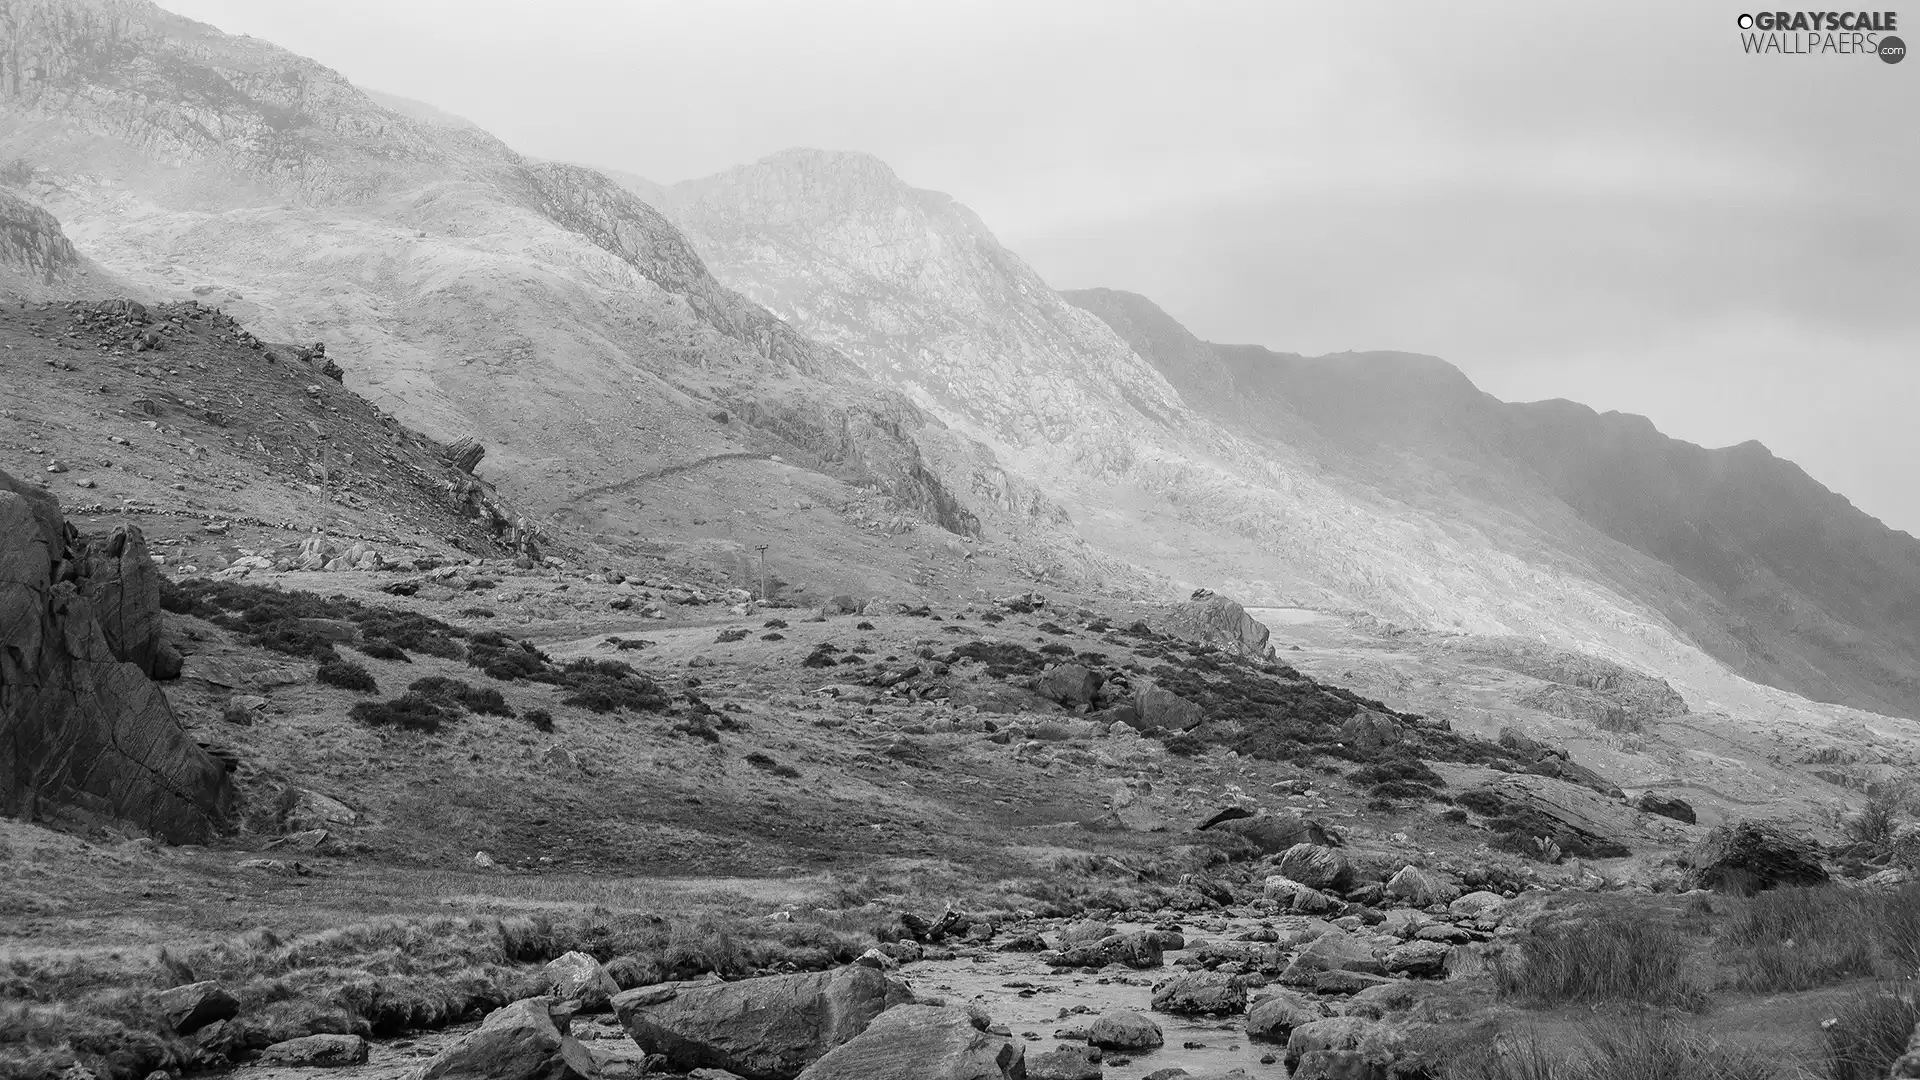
[[1068, 287, 1920, 720], [651, 150, 1906, 744], [0, 0, 1074, 606]]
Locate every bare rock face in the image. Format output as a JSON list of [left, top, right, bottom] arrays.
[[0, 190, 84, 296], [613, 965, 913, 1080], [0, 469, 232, 841]]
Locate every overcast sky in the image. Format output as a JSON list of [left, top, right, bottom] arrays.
[[164, 0, 1920, 532]]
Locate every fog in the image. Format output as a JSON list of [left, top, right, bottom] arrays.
[[161, 0, 1920, 531]]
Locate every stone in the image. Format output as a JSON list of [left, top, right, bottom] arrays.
[[1336, 711, 1403, 756], [1381, 940, 1452, 978], [826, 595, 860, 615], [1686, 819, 1829, 895], [1282, 932, 1384, 982], [1057, 920, 1113, 946], [1635, 791, 1697, 825], [1034, 664, 1099, 706], [155, 981, 238, 1035], [1132, 683, 1203, 732], [1286, 1018, 1386, 1068], [1446, 891, 1505, 918], [794, 1005, 1024, 1080], [421, 996, 594, 1080], [1053, 932, 1163, 970], [282, 788, 358, 832], [1336, 982, 1422, 1021], [258, 1034, 369, 1067], [1027, 1045, 1102, 1080], [1292, 1050, 1384, 1080], [1244, 990, 1325, 1043], [1109, 786, 1169, 832], [1310, 971, 1398, 995], [1205, 812, 1338, 855], [1088, 1010, 1162, 1050], [1150, 971, 1247, 1016], [544, 951, 620, 1011], [1413, 924, 1470, 945], [1457, 774, 1636, 857], [1277, 844, 1352, 892], [614, 964, 911, 1079], [1, 471, 233, 842], [1384, 867, 1459, 908]]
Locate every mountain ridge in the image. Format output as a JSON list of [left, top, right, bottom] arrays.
[[1067, 286, 1920, 718]]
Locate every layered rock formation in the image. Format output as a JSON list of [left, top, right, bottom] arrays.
[[0, 469, 232, 841]]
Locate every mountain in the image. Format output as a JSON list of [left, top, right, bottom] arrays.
[[0, 0, 1076, 604], [651, 149, 1920, 726], [1066, 287, 1920, 718]]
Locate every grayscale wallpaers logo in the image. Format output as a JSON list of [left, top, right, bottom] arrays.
[[1736, 10, 1904, 60]]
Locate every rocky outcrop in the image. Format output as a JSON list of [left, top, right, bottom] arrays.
[[613, 966, 911, 1079], [1160, 593, 1271, 657], [1456, 774, 1636, 859], [0, 189, 81, 295], [1, 470, 233, 841]]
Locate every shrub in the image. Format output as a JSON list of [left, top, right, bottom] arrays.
[[716, 629, 749, 643], [459, 606, 496, 619], [316, 659, 378, 693], [349, 694, 455, 733], [1445, 1018, 1790, 1080], [1824, 985, 1920, 1080], [357, 641, 411, 662], [408, 676, 514, 717], [761, 632, 785, 641], [524, 709, 554, 733], [1727, 884, 1920, 990], [1161, 732, 1205, 757], [559, 665, 669, 714], [745, 752, 801, 779], [1493, 911, 1707, 1010]]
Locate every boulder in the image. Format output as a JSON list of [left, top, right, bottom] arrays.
[[1109, 787, 1169, 832], [1686, 820, 1829, 895], [1336, 711, 1403, 755], [1456, 774, 1635, 859], [1206, 812, 1338, 855], [1027, 1045, 1102, 1080], [1380, 940, 1452, 979], [1282, 932, 1384, 982], [1446, 892, 1505, 918], [614, 964, 910, 1079], [1057, 920, 1113, 946], [1635, 792, 1697, 825], [1, 472, 234, 842], [1150, 971, 1247, 1015], [1158, 593, 1270, 657], [1287, 1017, 1401, 1079], [1383, 867, 1460, 908], [258, 1034, 369, 1067], [1132, 683, 1204, 731], [1245, 990, 1325, 1042], [1034, 664, 1099, 707], [1277, 844, 1353, 891], [155, 981, 238, 1035], [543, 951, 620, 1011], [421, 996, 593, 1080], [1053, 932, 1163, 970], [281, 788, 359, 832], [794, 1005, 1024, 1080], [1088, 1010, 1162, 1050]]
